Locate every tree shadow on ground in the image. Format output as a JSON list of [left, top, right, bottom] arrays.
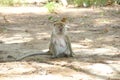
[[0, 7, 120, 80]]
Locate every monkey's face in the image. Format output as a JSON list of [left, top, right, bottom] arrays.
[[54, 22, 66, 34]]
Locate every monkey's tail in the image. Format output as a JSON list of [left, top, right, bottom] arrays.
[[16, 50, 50, 61]]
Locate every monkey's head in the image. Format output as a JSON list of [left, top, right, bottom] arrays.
[[53, 22, 66, 35]]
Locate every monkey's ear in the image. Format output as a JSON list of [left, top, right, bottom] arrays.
[[53, 23, 56, 26], [61, 17, 67, 23], [53, 22, 58, 27]]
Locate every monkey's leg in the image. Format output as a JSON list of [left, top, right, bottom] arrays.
[[65, 35, 74, 57], [49, 42, 59, 58], [64, 49, 71, 57], [51, 45, 67, 58], [51, 49, 60, 58]]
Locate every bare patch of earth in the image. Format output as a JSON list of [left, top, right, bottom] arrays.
[[0, 6, 120, 80]]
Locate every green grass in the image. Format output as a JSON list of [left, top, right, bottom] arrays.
[[69, 0, 116, 7], [45, 2, 58, 13], [0, 0, 118, 7], [0, 0, 22, 6]]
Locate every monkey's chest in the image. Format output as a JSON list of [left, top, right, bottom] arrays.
[[54, 38, 67, 53]]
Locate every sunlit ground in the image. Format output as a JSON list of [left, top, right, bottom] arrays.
[[0, 6, 120, 80], [0, 7, 48, 14]]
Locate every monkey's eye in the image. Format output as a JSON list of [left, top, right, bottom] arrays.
[[59, 28, 62, 31], [59, 26, 63, 29]]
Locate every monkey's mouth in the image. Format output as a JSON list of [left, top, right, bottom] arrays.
[[60, 28, 63, 32]]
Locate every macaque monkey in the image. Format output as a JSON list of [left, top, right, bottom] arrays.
[[49, 21, 73, 58], [16, 19, 73, 60]]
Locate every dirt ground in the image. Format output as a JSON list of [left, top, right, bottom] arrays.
[[0, 6, 120, 80]]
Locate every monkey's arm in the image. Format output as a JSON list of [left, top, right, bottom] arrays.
[[65, 35, 74, 57], [16, 50, 50, 61], [49, 35, 58, 58]]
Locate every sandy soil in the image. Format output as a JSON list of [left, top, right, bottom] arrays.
[[0, 6, 120, 80]]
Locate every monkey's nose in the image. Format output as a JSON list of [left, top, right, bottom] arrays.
[[60, 28, 62, 31]]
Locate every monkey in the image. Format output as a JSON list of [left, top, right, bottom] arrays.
[[16, 21, 73, 61], [49, 22, 73, 58]]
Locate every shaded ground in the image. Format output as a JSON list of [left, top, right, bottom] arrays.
[[0, 6, 120, 80]]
